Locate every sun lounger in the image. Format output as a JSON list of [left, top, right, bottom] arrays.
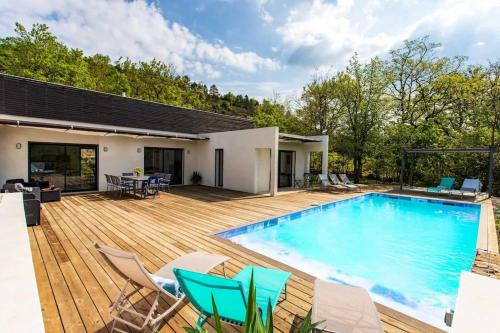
[[449, 179, 482, 198], [331, 174, 360, 191], [339, 174, 360, 187], [174, 265, 291, 327], [427, 177, 455, 193], [319, 174, 345, 191], [312, 279, 384, 333], [94, 243, 229, 331]]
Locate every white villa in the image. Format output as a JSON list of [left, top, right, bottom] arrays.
[[0, 74, 328, 196]]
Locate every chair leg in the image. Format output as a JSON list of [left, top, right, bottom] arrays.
[[150, 295, 185, 326], [196, 313, 210, 328]]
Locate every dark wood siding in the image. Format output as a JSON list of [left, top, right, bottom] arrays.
[[0, 74, 255, 134]]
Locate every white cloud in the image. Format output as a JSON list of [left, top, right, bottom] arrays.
[[216, 80, 298, 101], [256, 0, 273, 23], [0, 0, 280, 77], [276, 0, 405, 68], [276, 0, 500, 68]]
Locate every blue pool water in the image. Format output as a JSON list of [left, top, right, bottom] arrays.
[[218, 193, 480, 329]]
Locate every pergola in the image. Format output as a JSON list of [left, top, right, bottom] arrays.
[[399, 146, 497, 197]]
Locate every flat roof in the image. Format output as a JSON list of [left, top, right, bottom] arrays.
[[0, 73, 254, 135], [279, 133, 322, 143]]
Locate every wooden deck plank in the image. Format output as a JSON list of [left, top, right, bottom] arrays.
[[32, 223, 87, 332], [28, 227, 65, 333], [28, 186, 460, 333]]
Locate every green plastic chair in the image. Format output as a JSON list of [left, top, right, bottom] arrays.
[[173, 265, 291, 327], [427, 177, 455, 192]]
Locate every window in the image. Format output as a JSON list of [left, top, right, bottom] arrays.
[[215, 149, 223, 187], [144, 147, 183, 185]]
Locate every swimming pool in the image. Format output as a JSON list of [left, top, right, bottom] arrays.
[[217, 193, 481, 329]]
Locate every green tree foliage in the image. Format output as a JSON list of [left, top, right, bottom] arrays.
[[0, 23, 93, 87], [252, 98, 303, 134], [335, 56, 387, 182], [297, 37, 498, 192], [0, 23, 255, 116]]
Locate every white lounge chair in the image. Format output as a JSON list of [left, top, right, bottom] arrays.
[[319, 174, 345, 191], [339, 174, 360, 187], [94, 243, 229, 332], [312, 279, 384, 333], [449, 179, 482, 198], [330, 174, 359, 191]]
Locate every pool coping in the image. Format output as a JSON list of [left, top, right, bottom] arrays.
[[211, 190, 498, 333]]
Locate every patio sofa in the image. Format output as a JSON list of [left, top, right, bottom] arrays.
[[4, 179, 60, 202], [6, 178, 50, 189]]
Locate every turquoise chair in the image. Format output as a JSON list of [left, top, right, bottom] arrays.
[[173, 265, 291, 327], [427, 177, 455, 192]]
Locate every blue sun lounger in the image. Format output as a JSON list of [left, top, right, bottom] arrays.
[[427, 177, 455, 193]]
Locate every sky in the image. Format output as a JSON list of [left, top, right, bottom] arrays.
[[0, 0, 499, 101]]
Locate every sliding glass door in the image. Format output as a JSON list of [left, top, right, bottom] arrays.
[[278, 150, 295, 188], [28, 142, 98, 192], [144, 147, 183, 185]]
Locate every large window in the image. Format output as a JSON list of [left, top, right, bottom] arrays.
[[144, 148, 183, 185], [29, 142, 98, 192]]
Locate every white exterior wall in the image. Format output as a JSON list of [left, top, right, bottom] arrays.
[[0, 125, 198, 191], [0, 125, 328, 195], [197, 127, 279, 194]]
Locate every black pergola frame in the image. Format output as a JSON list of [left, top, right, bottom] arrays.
[[399, 146, 497, 197]]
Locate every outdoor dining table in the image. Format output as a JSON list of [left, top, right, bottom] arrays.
[[121, 175, 149, 198]]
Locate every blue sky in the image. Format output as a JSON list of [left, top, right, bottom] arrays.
[[1, 0, 499, 101]]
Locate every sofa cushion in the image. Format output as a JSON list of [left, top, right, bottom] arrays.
[[6, 178, 25, 184]]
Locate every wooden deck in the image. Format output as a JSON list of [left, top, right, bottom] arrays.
[[29, 186, 454, 333]]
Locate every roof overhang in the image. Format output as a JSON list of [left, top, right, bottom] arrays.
[[279, 133, 322, 143], [0, 114, 208, 140]]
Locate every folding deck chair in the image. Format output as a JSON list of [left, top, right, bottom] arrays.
[[94, 243, 229, 332]]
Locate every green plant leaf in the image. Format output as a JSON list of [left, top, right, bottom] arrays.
[[297, 309, 325, 333], [264, 299, 273, 333], [211, 293, 224, 333]]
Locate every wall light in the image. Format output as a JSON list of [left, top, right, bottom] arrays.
[[103, 146, 109, 152], [137, 147, 142, 153], [187, 149, 190, 155], [15, 143, 22, 149]]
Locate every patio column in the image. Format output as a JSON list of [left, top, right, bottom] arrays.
[[270, 128, 279, 196], [321, 135, 329, 175]]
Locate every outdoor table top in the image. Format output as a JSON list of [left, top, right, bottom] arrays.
[[121, 176, 149, 181]]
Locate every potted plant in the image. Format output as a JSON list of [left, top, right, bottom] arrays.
[[190, 171, 202, 185], [133, 167, 144, 176]]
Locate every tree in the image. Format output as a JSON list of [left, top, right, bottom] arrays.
[[86, 54, 130, 95], [336, 56, 386, 182], [209, 84, 220, 99], [297, 74, 343, 135], [485, 62, 500, 147], [385, 36, 464, 128], [0, 23, 92, 87], [252, 98, 303, 134]]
